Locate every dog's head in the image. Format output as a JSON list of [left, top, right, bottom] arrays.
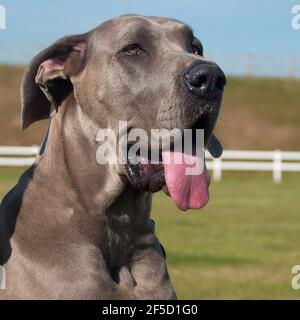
[[21, 15, 225, 211]]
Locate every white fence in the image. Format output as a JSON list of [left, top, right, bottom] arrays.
[[0, 146, 39, 167], [205, 150, 300, 183], [1, 146, 300, 183], [206, 52, 300, 78], [1, 45, 300, 78]]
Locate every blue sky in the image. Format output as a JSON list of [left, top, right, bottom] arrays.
[[0, 0, 299, 68]]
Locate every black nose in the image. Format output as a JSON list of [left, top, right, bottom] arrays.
[[183, 61, 226, 98]]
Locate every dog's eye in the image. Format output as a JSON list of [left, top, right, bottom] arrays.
[[121, 44, 145, 56], [192, 40, 203, 56]]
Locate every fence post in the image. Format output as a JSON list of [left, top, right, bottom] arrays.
[[273, 149, 282, 184], [212, 158, 222, 182], [287, 56, 296, 78], [244, 54, 254, 76]]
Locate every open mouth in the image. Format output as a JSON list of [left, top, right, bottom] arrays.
[[125, 115, 214, 211]]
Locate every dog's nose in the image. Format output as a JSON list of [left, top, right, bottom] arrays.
[[183, 61, 226, 98]]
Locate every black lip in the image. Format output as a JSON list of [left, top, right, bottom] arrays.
[[125, 112, 217, 193], [191, 113, 215, 146], [126, 161, 165, 193]]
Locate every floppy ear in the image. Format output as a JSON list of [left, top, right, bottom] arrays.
[[207, 134, 223, 158], [21, 33, 89, 130]]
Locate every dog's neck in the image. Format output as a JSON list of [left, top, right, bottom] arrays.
[[17, 97, 153, 267]]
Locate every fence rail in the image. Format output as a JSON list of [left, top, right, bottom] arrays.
[[206, 52, 300, 78], [205, 149, 300, 183], [0, 146, 38, 167], [0, 45, 300, 78], [1, 146, 300, 183]]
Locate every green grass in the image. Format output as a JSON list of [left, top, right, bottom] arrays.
[[0, 168, 24, 198], [1, 168, 300, 299], [152, 171, 300, 299], [225, 77, 300, 126]]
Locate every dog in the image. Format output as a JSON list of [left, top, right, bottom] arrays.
[[0, 14, 225, 299]]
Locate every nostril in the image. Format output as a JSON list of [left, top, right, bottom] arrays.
[[183, 62, 226, 97], [185, 72, 208, 89], [196, 75, 208, 88]]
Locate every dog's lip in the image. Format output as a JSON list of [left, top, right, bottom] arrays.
[[125, 112, 216, 193], [125, 160, 166, 193], [191, 113, 215, 146], [162, 184, 170, 196]]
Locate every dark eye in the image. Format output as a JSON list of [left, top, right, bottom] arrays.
[[192, 40, 203, 56], [121, 44, 145, 56]]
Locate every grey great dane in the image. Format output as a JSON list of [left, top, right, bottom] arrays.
[[0, 14, 225, 299]]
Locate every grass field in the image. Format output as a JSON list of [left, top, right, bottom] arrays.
[[1, 167, 300, 299]]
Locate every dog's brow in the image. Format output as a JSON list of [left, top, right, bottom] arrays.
[[120, 27, 157, 47], [176, 25, 194, 40]]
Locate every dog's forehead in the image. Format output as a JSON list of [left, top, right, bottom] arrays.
[[94, 15, 193, 42]]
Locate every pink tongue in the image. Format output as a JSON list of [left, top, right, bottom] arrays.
[[162, 151, 210, 211]]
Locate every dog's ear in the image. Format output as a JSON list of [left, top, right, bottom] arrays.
[[21, 33, 89, 130], [207, 134, 223, 158]]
